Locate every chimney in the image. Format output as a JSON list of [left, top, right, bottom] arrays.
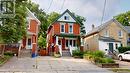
[[92, 24, 95, 29]]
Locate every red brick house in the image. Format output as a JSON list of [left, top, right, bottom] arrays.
[[47, 9, 83, 56], [21, 8, 40, 58]]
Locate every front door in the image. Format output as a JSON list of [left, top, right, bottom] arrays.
[[109, 43, 113, 53], [62, 38, 65, 50], [27, 38, 32, 49]]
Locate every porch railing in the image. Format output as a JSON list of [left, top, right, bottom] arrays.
[[58, 45, 62, 56], [69, 46, 76, 56]]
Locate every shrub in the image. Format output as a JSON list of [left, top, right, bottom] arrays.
[[4, 51, 14, 56], [83, 50, 115, 64], [72, 49, 84, 58], [118, 47, 130, 53], [93, 50, 104, 58], [100, 58, 115, 63]]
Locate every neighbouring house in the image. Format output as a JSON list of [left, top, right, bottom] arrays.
[[47, 9, 84, 56], [21, 8, 40, 58], [124, 26, 130, 46], [84, 19, 128, 55]]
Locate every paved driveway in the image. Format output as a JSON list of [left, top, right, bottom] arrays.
[[0, 56, 114, 73]]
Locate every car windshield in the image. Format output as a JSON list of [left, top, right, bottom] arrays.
[[124, 51, 130, 54]]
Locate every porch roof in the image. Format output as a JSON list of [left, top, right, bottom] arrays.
[[27, 31, 36, 35], [55, 33, 80, 38], [99, 36, 121, 42]]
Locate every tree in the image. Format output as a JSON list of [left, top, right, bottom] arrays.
[[0, 0, 27, 43], [74, 14, 86, 35], [114, 11, 130, 26]]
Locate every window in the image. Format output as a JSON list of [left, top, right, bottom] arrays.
[[64, 16, 69, 20], [58, 40, 61, 45], [60, 24, 65, 33], [73, 40, 76, 47], [118, 30, 123, 37], [69, 24, 73, 33], [120, 43, 123, 47], [104, 30, 109, 37], [66, 40, 68, 47], [115, 44, 118, 49], [70, 40, 72, 46]]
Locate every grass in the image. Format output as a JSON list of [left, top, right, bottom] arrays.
[[0, 55, 12, 66], [110, 68, 130, 73]]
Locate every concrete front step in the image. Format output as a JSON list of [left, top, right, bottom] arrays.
[[62, 50, 71, 56], [19, 49, 32, 58]]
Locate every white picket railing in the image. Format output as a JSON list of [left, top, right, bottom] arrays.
[[58, 45, 62, 56], [69, 46, 77, 56]]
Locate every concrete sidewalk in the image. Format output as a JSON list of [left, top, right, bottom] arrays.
[[0, 56, 114, 73]]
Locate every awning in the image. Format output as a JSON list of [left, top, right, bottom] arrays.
[[99, 36, 120, 42]]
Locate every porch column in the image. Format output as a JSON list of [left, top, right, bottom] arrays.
[[56, 36, 58, 45], [80, 38, 84, 52], [81, 38, 84, 46]]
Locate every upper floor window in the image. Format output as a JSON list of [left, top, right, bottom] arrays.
[[118, 30, 123, 38], [60, 24, 65, 33], [69, 24, 73, 33], [104, 30, 109, 37], [64, 16, 69, 20]]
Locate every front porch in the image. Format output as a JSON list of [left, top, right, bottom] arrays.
[[56, 36, 78, 56], [48, 35, 82, 56]]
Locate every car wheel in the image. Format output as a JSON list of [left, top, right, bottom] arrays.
[[119, 56, 123, 61]]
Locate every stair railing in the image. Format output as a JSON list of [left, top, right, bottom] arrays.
[[69, 45, 73, 56], [58, 45, 62, 56]]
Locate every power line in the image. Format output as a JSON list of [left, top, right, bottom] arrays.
[[101, 0, 107, 24], [60, 0, 65, 13], [46, 0, 53, 13]]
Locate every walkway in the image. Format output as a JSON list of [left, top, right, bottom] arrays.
[[0, 56, 114, 73]]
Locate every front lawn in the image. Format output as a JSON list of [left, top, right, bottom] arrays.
[[0, 52, 14, 66]]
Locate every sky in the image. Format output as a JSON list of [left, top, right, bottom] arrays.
[[32, 0, 130, 33]]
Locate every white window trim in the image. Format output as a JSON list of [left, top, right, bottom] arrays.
[[104, 30, 109, 37], [118, 30, 123, 38], [69, 23, 73, 33], [60, 23, 65, 33], [26, 37, 32, 49]]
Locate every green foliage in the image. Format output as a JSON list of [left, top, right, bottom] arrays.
[[118, 47, 130, 53], [72, 13, 86, 34], [38, 35, 46, 48], [0, 0, 27, 43], [114, 11, 130, 26], [84, 50, 115, 64], [72, 49, 84, 58], [47, 12, 60, 25], [4, 51, 14, 57], [93, 50, 104, 58]]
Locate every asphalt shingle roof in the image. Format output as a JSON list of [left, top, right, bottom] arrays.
[[124, 26, 130, 34], [99, 36, 120, 42], [86, 19, 127, 37]]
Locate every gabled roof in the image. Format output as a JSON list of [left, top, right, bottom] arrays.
[[86, 19, 127, 37], [124, 26, 130, 34], [47, 9, 82, 31], [54, 9, 79, 23], [26, 8, 41, 25]]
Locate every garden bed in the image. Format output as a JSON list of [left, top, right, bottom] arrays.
[[83, 50, 119, 68], [97, 63, 119, 68]]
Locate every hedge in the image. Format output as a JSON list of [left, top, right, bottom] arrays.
[[118, 47, 130, 53]]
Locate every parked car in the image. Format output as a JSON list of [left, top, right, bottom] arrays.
[[118, 51, 130, 61]]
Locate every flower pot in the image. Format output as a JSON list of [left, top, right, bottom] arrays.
[[39, 49, 47, 56]]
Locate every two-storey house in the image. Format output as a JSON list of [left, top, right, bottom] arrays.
[[21, 8, 40, 58], [47, 9, 83, 56], [84, 19, 128, 54]]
